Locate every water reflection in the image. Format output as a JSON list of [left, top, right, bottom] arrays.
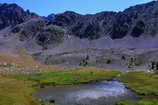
[[34, 81, 140, 105]]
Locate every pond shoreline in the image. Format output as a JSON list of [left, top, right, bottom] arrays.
[[4, 70, 158, 105], [34, 80, 140, 105]]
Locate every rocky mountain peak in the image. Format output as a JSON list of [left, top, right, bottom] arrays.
[[0, 3, 38, 30]]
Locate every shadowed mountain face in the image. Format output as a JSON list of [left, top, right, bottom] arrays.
[[1, 1, 158, 40], [1, 1, 158, 69], [0, 3, 38, 30], [51, 1, 158, 39]]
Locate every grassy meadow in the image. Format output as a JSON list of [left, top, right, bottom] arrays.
[[117, 72, 158, 105], [0, 76, 42, 105], [7, 69, 119, 87], [1, 50, 158, 105], [0, 68, 119, 105]]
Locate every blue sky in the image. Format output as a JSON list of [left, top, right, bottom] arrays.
[[0, 0, 153, 16]]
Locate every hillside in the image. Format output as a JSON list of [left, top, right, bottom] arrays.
[[1, 1, 158, 70]]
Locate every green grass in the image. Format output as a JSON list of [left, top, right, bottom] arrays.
[[0, 69, 119, 105], [8, 70, 119, 87], [117, 99, 158, 105], [4, 70, 158, 105], [117, 72, 158, 95], [117, 72, 158, 105]]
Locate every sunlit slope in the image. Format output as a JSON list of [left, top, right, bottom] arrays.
[[0, 49, 63, 73]]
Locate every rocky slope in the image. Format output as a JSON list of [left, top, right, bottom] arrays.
[[0, 3, 38, 30], [1, 1, 158, 70], [51, 1, 158, 39]]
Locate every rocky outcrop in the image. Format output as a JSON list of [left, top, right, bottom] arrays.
[[51, 1, 158, 39], [1, 1, 158, 50], [0, 3, 38, 30], [1, 1, 158, 70], [2, 1, 158, 41], [11, 18, 65, 49]]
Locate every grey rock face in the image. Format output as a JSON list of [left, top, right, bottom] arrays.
[[1, 1, 158, 71], [11, 18, 65, 49], [0, 3, 38, 30], [51, 1, 158, 39]]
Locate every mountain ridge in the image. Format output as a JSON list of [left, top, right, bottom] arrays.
[[1, 1, 158, 40], [0, 3, 39, 30], [1, 1, 158, 69], [49, 0, 158, 39]]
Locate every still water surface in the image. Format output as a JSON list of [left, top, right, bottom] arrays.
[[34, 81, 140, 105]]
